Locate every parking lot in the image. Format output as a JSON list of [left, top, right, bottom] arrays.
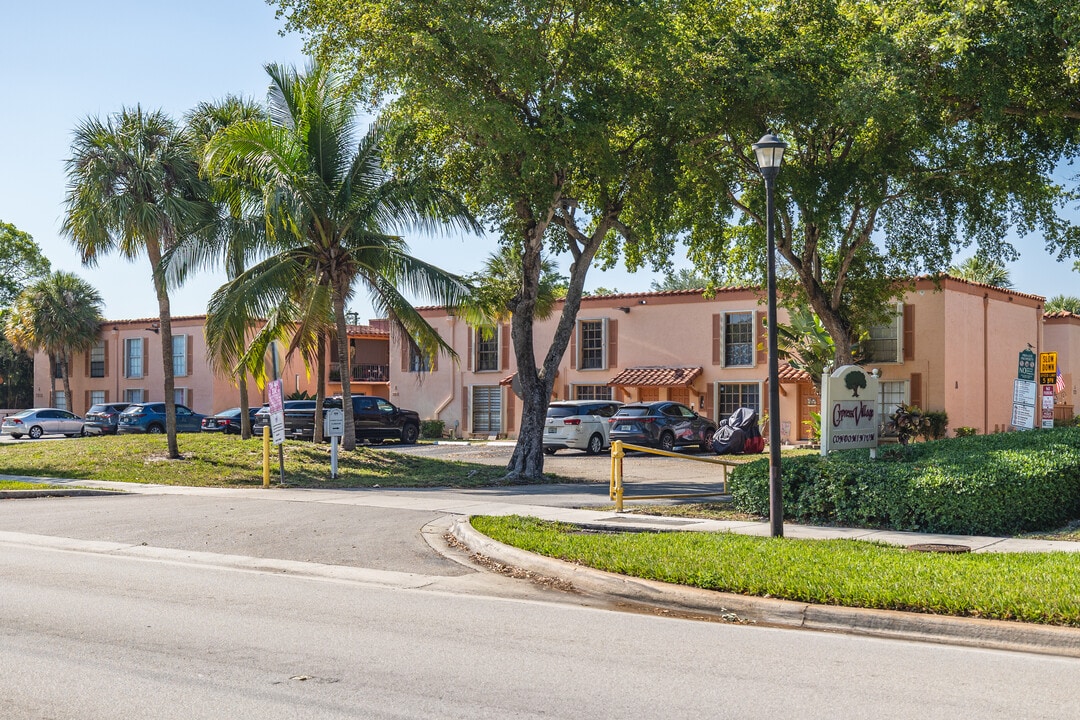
[[380, 440, 735, 487]]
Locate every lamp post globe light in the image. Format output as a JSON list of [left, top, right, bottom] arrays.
[[752, 131, 788, 538]]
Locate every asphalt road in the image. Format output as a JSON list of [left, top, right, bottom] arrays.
[[3, 516, 1079, 720]]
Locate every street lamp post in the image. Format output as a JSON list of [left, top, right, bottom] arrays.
[[753, 131, 788, 538]]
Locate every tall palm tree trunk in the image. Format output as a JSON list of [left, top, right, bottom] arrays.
[[60, 356, 74, 413], [148, 241, 180, 459], [333, 290, 356, 451], [314, 338, 326, 444], [238, 372, 252, 439]]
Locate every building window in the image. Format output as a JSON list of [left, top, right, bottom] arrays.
[[475, 329, 498, 372], [574, 385, 613, 401], [174, 388, 191, 408], [864, 306, 902, 363], [580, 320, 605, 370], [124, 388, 144, 403], [409, 344, 431, 372], [53, 355, 64, 379], [90, 341, 106, 378], [471, 386, 502, 434], [53, 391, 66, 411], [724, 312, 754, 367], [718, 383, 760, 418], [125, 338, 144, 379], [877, 380, 907, 428], [172, 334, 187, 377], [90, 390, 106, 406]]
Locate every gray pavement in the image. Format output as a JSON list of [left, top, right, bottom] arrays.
[[6, 472, 1080, 657]]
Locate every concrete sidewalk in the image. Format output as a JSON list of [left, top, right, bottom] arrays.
[[5, 474, 1079, 553]]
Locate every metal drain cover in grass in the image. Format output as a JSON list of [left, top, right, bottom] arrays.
[[906, 543, 971, 554]]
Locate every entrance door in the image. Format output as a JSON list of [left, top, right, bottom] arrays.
[[639, 387, 660, 403], [471, 386, 502, 435], [669, 387, 690, 406], [797, 383, 820, 441]]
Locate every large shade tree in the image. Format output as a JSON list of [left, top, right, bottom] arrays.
[[667, 0, 1080, 362], [0, 220, 51, 407], [276, 0, 689, 479], [5, 271, 104, 414], [63, 106, 213, 458], [203, 62, 478, 450]]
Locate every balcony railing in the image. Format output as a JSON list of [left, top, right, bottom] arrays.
[[329, 363, 389, 383]]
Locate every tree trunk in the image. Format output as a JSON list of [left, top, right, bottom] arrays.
[[60, 355, 73, 414], [48, 355, 57, 404], [147, 240, 180, 459], [238, 371, 251, 439], [505, 211, 609, 481], [333, 289, 356, 451], [313, 335, 326, 444]]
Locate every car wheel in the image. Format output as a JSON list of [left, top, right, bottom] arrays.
[[543, 447, 557, 455], [147, 424, 164, 434], [400, 423, 419, 445], [700, 427, 716, 453], [585, 433, 604, 456], [80, 427, 87, 437], [659, 431, 675, 453], [29, 426, 43, 440], [11, 433, 22, 439]]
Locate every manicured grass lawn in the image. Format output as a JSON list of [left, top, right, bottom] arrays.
[[0, 480, 52, 490], [0, 434, 546, 488], [471, 515, 1080, 626]]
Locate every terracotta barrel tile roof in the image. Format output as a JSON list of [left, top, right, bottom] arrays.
[[608, 366, 702, 387], [777, 363, 813, 383]]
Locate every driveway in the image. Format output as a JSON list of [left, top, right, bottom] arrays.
[[379, 440, 736, 491]]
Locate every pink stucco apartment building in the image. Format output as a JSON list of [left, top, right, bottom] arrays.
[[387, 276, 1076, 442], [32, 316, 393, 416]]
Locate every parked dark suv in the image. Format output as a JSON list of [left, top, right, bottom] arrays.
[[83, 402, 131, 436], [608, 401, 716, 453], [251, 400, 319, 437], [261, 396, 421, 444]]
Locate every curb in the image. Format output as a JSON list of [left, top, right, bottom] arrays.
[[450, 518, 1080, 658]]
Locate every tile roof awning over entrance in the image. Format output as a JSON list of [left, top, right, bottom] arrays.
[[776, 362, 812, 384], [608, 366, 702, 387]]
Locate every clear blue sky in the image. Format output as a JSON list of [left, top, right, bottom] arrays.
[[1, 0, 1077, 323]]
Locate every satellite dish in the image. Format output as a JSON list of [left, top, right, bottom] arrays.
[[510, 374, 523, 399]]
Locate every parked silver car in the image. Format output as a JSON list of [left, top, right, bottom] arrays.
[[543, 400, 622, 455], [1, 408, 86, 439]]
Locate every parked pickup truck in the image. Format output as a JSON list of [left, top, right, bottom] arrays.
[[257, 396, 421, 444]]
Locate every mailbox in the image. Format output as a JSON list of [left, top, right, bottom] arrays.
[[324, 408, 345, 437]]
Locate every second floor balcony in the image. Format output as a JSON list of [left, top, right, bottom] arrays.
[[330, 363, 390, 383]]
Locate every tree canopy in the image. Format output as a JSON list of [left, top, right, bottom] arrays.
[[0, 220, 51, 307], [275, 0, 1080, 476], [947, 256, 1013, 288]]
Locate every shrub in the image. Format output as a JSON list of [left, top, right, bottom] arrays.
[[729, 427, 1080, 536], [954, 426, 978, 437], [920, 411, 948, 441], [885, 403, 931, 445], [420, 419, 445, 439]]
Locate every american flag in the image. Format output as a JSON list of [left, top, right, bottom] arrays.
[[1057, 369, 1066, 394]]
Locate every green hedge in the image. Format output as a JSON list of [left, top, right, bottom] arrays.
[[730, 427, 1080, 536]]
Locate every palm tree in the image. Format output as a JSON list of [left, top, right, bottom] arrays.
[[204, 62, 480, 450], [1045, 295, 1080, 314], [172, 96, 267, 439], [4, 271, 104, 413], [63, 106, 213, 458], [948, 256, 1013, 289]]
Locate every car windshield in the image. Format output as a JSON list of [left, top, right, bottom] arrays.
[[219, 408, 242, 418], [11, 409, 34, 418], [121, 406, 144, 414], [615, 407, 651, 417]]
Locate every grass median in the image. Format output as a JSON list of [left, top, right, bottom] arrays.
[[471, 515, 1080, 626], [0, 434, 550, 488]]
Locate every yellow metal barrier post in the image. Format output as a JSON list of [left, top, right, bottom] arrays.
[[611, 441, 625, 512], [262, 425, 271, 488]]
